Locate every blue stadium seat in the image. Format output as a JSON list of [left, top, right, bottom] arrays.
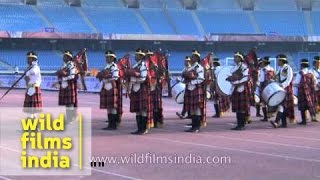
[[255, 0, 297, 10], [38, 6, 92, 33], [311, 12, 320, 35], [162, 0, 182, 9], [139, 8, 175, 34], [167, 9, 200, 35], [0, 4, 45, 32], [196, 11, 254, 34], [82, 0, 124, 7], [197, 0, 240, 10], [83, 7, 146, 34], [37, 0, 66, 6], [254, 11, 307, 35], [139, 0, 163, 8]]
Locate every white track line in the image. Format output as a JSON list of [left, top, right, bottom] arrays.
[[247, 131, 320, 141], [0, 146, 143, 180], [98, 130, 320, 163], [153, 126, 320, 150], [0, 176, 13, 180], [140, 135, 320, 163], [90, 168, 143, 180]]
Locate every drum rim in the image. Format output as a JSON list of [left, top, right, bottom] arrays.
[[267, 90, 287, 107], [175, 90, 185, 104], [171, 81, 181, 89]]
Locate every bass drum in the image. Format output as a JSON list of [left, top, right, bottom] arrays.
[[171, 81, 185, 104], [254, 88, 260, 104], [216, 66, 234, 96], [262, 82, 287, 107]]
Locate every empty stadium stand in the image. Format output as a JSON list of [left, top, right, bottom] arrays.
[[254, 11, 308, 35], [0, 4, 45, 32], [196, 10, 255, 34]]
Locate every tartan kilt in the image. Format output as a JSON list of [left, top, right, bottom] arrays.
[[185, 85, 205, 112], [247, 79, 255, 106], [231, 83, 250, 113], [317, 91, 320, 112], [283, 84, 295, 120], [297, 89, 316, 115], [100, 82, 119, 109], [150, 88, 163, 122], [297, 77, 316, 115], [58, 80, 78, 107], [23, 87, 43, 113], [117, 80, 123, 116], [219, 96, 230, 112], [130, 83, 151, 113], [150, 89, 162, 110]]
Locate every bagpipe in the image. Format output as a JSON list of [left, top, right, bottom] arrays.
[[146, 51, 169, 89], [202, 52, 214, 85], [116, 54, 131, 97], [55, 48, 88, 90]]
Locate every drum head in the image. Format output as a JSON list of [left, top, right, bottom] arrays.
[[268, 91, 286, 107], [254, 94, 260, 104], [176, 91, 185, 104], [216, 66, 233, 96], [171, 82, 186, 104]]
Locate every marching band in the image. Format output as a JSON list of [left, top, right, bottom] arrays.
[[14, 48, 320, 135]]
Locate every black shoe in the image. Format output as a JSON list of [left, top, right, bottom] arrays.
[[231, 126, 241, 130], [131, 130, 140, 134], [102, 126, 116, 130], [260, 118, 268, 122], [256, 113, 263, 117], [138, 129, 148, 135], [298, 121, 307, 125], [176, 112, 185, 119], [279, 124, 287, 128], [270, 121, 279, 128], [212, 114, 220, 118], [185, 128, 194, 132], [191, 129, 200, 133]]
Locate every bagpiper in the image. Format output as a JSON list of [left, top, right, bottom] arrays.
[[97, 50, 121, 130], [183, 50, 205, 133], [226, 52, 251, 130], [128, 49, 151, 135], [293, 59, 318, 125], [57, 50, 78, 124], [23, 51, 43, 119], [310, 56, 320, 121]]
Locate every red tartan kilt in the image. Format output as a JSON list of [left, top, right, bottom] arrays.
[[297, 91, 309, 110], [130, 84, 150, 113], [231, 84, 250, 112], [23, 87, 43, 113], [298, 86, 316, 115], [100, 85, 119, 109], [150, 89, 162, 110], [219, 96, 230, 112], [317, 91, 320, 106], [247, 80, 255, 106], [283, 84, 295, 119], [58, 80, 78, 107], [185, 85, 205, 112]]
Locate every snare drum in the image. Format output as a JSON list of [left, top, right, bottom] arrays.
[[216, 66, 234, 96], [261, 82, 287, 107], [171, 81, 185, 104]]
